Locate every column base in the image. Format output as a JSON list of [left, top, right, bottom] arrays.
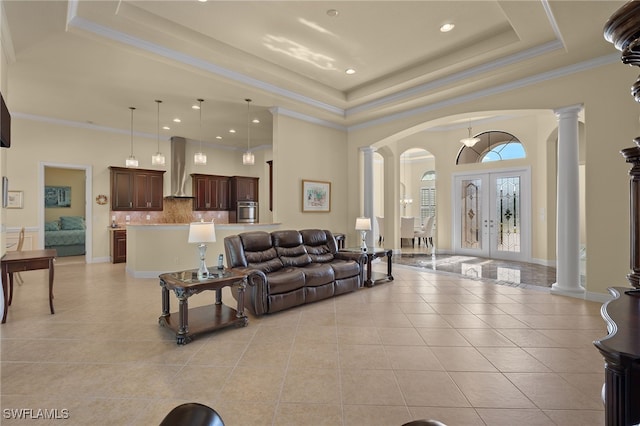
[[551, 282, 585, 297]]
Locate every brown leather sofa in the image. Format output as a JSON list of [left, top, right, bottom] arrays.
[[224, 229, 366, 315]]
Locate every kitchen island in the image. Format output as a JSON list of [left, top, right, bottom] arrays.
[[125, 223, 281, 278]]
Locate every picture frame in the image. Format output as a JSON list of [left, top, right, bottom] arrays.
[[7, 190, 23, 209], [44, 185, 71, 208], [302, 179, 331, 212]]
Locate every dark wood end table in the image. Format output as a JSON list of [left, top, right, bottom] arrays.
[[2, 249, 57, 323], [158, 267, 248, 345], [340, 247, 393, 287]]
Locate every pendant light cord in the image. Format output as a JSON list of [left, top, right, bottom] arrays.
[[245, 98, 252, 151], [155, 100, 161, 151], [129, 107, 135, 156], [198, 99, 204, 152]]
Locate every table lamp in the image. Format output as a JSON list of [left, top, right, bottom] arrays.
[[188, 221, 217, 280], [355, 217, 371, 252]]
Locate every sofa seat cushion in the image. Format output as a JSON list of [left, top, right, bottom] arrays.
[[330, 259, 360, 280], [302, 263, 335, 287], [267, 267, 306, 295]]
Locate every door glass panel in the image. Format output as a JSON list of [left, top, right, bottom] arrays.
[[495, 176, 520, 253], [462, 178, 482, 249]]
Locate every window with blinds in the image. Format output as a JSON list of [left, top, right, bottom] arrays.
[[420, 170, 436, 225]]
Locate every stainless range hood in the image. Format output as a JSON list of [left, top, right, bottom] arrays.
[[165, 136, 194, 199]]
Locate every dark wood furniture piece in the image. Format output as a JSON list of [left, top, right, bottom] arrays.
[[1, 249, 57, 323], [191, 173, 230, 211], [594, 287, 640, 426], [158, 268, 248, 345], [110, 166, 165, 211], [111, 228, 127, 264], [230, 176, 258, 202], [596, 5, 640, 425], [340, 247, 393, 287], [229, 176, 259, 222]]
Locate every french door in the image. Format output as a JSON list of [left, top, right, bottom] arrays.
[[453, 168, 530, 261]]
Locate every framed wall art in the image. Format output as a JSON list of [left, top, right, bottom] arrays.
[[45, 185, 71, 208], [302, 179, 331, 212], [7, 190, 23, 209]]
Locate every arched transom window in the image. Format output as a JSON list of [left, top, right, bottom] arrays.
[[456, 131, 526, 164]]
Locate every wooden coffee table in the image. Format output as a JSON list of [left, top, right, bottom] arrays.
[[159, 268, 248, 345], [340, 247, 393, 287]]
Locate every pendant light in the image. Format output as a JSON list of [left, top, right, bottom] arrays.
[[151, 100, 165, 166], [125, 107, 139, 167], [242, 98, 255, 165], [460, 123, 480, 147], [194, 98, 207, 165]]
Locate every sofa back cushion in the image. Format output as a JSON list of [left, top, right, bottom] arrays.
[[239, 231, 283, 273], [272, 230, 312, 267], [300, 229, 337, 263]]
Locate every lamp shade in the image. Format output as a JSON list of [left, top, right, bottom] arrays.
[[188, 222, 216, 243], [355, 217, 371, 231]]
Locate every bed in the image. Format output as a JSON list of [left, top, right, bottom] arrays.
[[44, 216, 86, 257]]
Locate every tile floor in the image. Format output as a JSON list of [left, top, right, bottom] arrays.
[[393, 253, 557, 288], [0, 257, 608, 425]]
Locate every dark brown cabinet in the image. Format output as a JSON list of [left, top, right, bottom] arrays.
[[111, 229, 127, 263], [230, 176, 259, 203], [191, 174, 229, 211], [110, 167, 165, 211]]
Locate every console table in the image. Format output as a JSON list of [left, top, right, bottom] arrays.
[[594, 287, 640, 426], [340, 247, 393, 287], [158, 268, 248, 345], [1, 249, 57, 323]]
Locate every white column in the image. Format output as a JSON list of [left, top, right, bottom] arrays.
[[361, 146, 376, 247], [552, 104, 584, 296]]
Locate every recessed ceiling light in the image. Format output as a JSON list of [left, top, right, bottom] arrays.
[[345, 68, 356, 75], [252, 118, 260, 124], [162, 126, 170, 130], [326, 9, 339, 17], [216, 136, 222, 139], [440, 23, 455, 33], [229, 129, 236, 133], [198, 0, 207, 3], [192, 104, 200, 110], [173, 118, 181, 123]]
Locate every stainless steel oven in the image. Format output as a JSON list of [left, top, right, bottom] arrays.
[[237, 201, 258, 223]]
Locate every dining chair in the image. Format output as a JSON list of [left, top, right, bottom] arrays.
[[400, 216, 416, 248], [414, 216, 435, 248]]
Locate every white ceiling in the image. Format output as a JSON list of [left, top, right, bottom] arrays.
[[1, 0, 626, 150]]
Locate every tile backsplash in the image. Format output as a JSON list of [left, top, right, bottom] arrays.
[[110, 199, 229, 225]]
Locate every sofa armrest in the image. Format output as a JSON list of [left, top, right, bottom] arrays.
[[335, 251, 366, 263], [334, 251, 367, 286], [227, 267, 270, 316]]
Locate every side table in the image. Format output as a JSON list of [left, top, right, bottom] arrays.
[[340, 247, 393, 287], [2, 249, 57, 323], [159, 268, 248, 345]]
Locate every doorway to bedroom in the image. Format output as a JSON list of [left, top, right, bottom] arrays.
[[39, 163, 92, 263]]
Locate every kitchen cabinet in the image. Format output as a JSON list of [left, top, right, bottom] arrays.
[[230, 176, 259, 203], [109, 167, 165, 211], [191, 174, 229, 211], [111, 229, 127, 263]]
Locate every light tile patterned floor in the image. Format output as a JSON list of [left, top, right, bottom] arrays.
[[0, 260, 607, 425]]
